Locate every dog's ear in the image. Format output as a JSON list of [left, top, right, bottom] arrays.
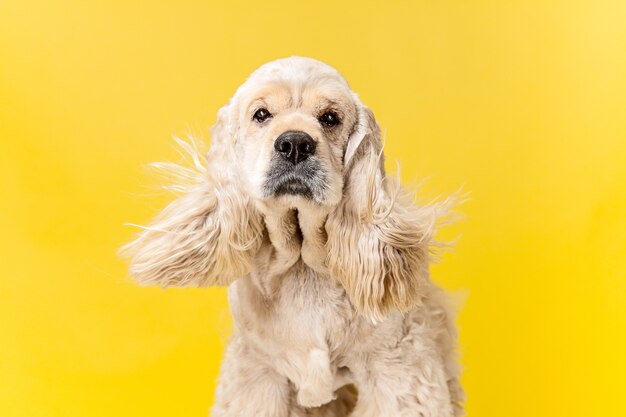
[[119, 103, 264, 287], [326, 100, 448, 323]]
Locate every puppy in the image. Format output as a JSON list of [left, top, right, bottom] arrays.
[[121, 56, 464, 417]]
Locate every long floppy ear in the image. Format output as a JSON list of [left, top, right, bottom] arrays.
[[119, 103, 264, 287], [326, 100, 452, 322]]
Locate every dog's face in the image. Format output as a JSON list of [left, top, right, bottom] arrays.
[[123, 56, 442, 323], [226, 57, 361, 209]]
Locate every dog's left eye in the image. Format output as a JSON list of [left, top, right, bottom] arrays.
[[318, 111, 340, 128], [253, 108, 272, 123]]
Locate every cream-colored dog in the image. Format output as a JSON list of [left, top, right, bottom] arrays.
[[121, 56, 464, 416]]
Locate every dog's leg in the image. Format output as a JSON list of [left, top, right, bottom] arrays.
[[294, 348, 336, 408], [211, 334, 292, 417], [427, 289, 466, 417], [350, 335, 456, 417], [289, 384, 358, 417]]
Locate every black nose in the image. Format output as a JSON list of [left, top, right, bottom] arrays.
[[274, 131, 316, 165]]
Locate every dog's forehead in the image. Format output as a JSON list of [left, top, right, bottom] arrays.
[[251, 57, 348, 85], [234, 56, 351, 99]]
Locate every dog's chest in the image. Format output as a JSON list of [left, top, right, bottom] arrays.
[[228, 262, 356, 359]]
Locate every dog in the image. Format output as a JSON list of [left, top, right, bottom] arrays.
[[121, 56, 464, 416]]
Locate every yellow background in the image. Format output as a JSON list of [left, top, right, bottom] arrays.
[[2, 1, 625, 416]]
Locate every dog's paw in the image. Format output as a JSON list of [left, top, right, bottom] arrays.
[[296, 385, 336, 408]]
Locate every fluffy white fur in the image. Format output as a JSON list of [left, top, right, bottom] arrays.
[[121, 56, 464, 416]]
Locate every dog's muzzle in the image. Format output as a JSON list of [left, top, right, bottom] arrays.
[[263, 131, 327, 201]]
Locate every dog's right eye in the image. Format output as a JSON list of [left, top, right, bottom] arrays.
[[253, 108, 272, 123]]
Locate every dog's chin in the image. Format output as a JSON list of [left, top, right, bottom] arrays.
[[262, 177, 328, 208], [274, 179, 314, 200]]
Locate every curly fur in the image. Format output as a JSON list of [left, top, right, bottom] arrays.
[[120, 109, 265, 287], [121, 56, 465, 416], [326, 107, 454, 323]]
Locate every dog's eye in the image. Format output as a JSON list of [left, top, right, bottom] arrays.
[[253, 108, 272, 123], [318, 111, 340, 128]]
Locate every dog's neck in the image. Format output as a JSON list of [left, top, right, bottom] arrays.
[[248, 199, 332, 298]]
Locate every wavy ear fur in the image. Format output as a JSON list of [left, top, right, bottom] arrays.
[[119, 104, 264, 287], [326, 103, 452, 322]]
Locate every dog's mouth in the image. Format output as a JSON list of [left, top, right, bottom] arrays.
[[274, 178, 313, 198], [263, 158, 327, 202]]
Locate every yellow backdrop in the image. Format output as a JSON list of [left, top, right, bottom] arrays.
[[2, 1, 625, 416]]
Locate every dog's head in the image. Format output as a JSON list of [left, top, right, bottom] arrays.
[[121, 57, 449, 322], [217, 56, 371, 211]]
